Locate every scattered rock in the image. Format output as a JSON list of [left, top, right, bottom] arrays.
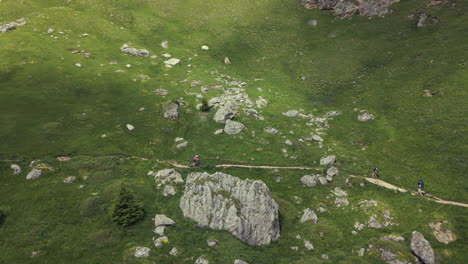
[[161, 41, 169, 49], [57, 156, 71, 161], [224, 120, 245, 135], [213, 103, 237, 123], [169, 247, 178, 256], [327, 167, 339, 178], [154, 169, 184, 186], [335, 198, 349, 207], [320, 155, 336, 166], [283, 110, 299, 117], [126, 124, 135, 131], [321, 254, 329, 260], [163, 185, 176, 196], [0, 18, 27, 33], [381, 235, 405, 243], [63, 176, 76, 184], [285, 139, 293, 145], [195, 256, 209, 264], [290, 246, 299, 251], [162, 53, 171, 58], [179, 172, 280, 245], [357, 110, 375, 122], [264, 127, 279, 134], [176, 141, 188, 148], [134, 246, 150, 258], [234, 260, 248, 264], [207, 240, 217, 247], [163, 101, 180, 120], [255, 96, 269, 108], [300, 175, 319, 187], [224, 57, 231, 64], [26, 169, 42, 180], [304, 240, 314, 251], [214, 129, 224, 135], [201, 45, 210, 50], [318, 176, 328, 185], [300, 208, 318, 224], [429, 221, 456, 244], [308, 19, 318, 26], [154, 226, 165, 236], [164, 58, 181, 67], [155, 214, 176, 227], [154, 89, 169, 95], [311, 134, 324, 142], [153, 236, 168, 247], [121, 44, 150, 57], [357, 248, 365, 256], [10, 164, 21, 174], [332, 187, 348, 197], [417, 13, 427, 27]]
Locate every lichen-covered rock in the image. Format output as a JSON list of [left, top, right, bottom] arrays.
[[0, 18, 26, 33], [428, 221, 456, 244], [180, 172, 280, 245], [224, 120, 245, 135], [411, 231, 435, 264], [301, 175, 319, 187], [195, 257, 209, 264], [154, 214, 175, 227], [121, 44, 150, 57], [26, 169, 42, 180], [134, 246, 150, 258], [213, 103, 238, 123], [163, 102, 180, 120], [300, 208, 318, 223], [154, 169, 184, 186], [320, 155, 336, 166]]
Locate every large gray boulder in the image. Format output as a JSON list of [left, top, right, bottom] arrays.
[[300, 175, 319, 187], [213, 103, 238, 123], [411, 231, 435, 264], [224, 120, 245, 135], [180, 172, 280, 245], [163, 102, 179, 120], [121, 44, 150, 57]]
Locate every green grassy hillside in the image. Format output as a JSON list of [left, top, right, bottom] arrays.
[[0, 0, 466, 263]]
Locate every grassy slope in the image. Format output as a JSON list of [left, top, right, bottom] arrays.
[[0, 0, 467, 263]]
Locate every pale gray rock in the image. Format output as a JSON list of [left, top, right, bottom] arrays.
[[264, 127, 279, 134], [164, 58, 181, 67], [26, 169, 42, 180], [63, 176, 76, 184], [357, 248, 365, 256], [382, 235, 405, 243], [255, 96, 269, 108], [234, 260, 248, 264], [411, 231, 435, 264], [301, 175, 318, 187], [169, 247, 178, 256], [154, 169, 184, 186], [224, 57, 232, 65], [134, 246, 150, 258], [180, 172, 280, 245], [320, 155, 336, 166], [318, 176, 328, 185], [153, 236, 168, 247], [214, 129, 224, 135], [121, 44, 149, 57], [195, 256, 209, 264], [0, 18, 27, 33], [429, 221, 456, 244], [176, 141, 188, 148], [321, 254, 329, 260], [161, 41, 169, 49], [327, 167, 339, 177], [308, 19, 318, 26], [311, 134, 324, 142], [214, 103, 237, 123], [301, 0, 399, 18], [207, 240, 217, 247], [335, 198, 349, 207], [417, 13, 427, 27], [357, 110, 375, 122], [10, 164, 21, 174], [283, 110, 299, 117], [163, 185, 176, 196], [332, 187, 348, 196], [224, 120, 245, 135], [378, 248, 411, 264], [126, 124, 135, 131], [154, 226, 165, 236], [154, 89, 168, 95], [154, 214, 176, 227], [163, 102, 179, 120], [300, 208, 318, 223], [304, 240, 314, 251]]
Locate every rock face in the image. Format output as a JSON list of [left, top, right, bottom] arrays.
[[411, 231, 435, 264], [180, 172, 280, 245], [121, 44, 150, 57], [0, 18, 27, 33], [163, 102, 180, 120], [301, 0, 399, 18], [428, 221, 456, 244], [224, 120, 245, 135]]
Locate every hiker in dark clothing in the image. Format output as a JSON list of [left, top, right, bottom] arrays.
[[418, 180, 425, 196], [372, 167, 379, 179]]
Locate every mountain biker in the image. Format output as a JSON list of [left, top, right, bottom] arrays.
[[192, 155, 200, 167]]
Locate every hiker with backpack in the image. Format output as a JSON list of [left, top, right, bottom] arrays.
[[372, 167, 379, 179], [418, 180, 425, 196]]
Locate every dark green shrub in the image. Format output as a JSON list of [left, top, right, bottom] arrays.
[[200, 98, 211, 112], [109, 183, 144, 227]]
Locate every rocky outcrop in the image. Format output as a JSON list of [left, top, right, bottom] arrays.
[[120, 44, 150, 57], [163, 101, 180, 120], [214, 103, 238, 123], [411, 231, 435, 264], [428, 221, 456, 244], [180, 172, 280, 245], [301, 0, 399, 18], [0, 18, 26, 33]]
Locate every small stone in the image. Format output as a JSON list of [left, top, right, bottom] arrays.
[[335, 198, 349, 207], [163, 185, 176, 196], [153, 236, 168, 247], [10, 164, 21, 174], [321, 254, 329, 260], [75, 63, 82, 67], [327, 167, 339, 177], [195, 256, 209, 264], [285, 139, 293, 145], [304, 240, 314, 251], [164, 58, 181, 67], [352, 230, 358, 235], [224, 120, 245, 135], [300, 208, 318, 223], [154, 214, 176, 227], [126, 124, 135, 131], [357, 248, 365, 256], [308, 19, 318, 27], [234, 260, 248, 264], [101, 134, 107, 138], [332, 187, 348, 197], [207, 240, 217, 247], [201, 45, 209, 50], [214, 129, 224, 135], [162, 53, 171, 58], [320, 155, 336, 166], [176, 141, 188, 148], [290, 246, 299, 251], [224, 57, 231, 64], [175, 137, 185, 142], [169, 247, 178, 256], [134, 246, 150, 258], [63, 176, 76, 184], [154, 226, 165, 236], [47, 28, 54, 34], [357, 110, 375, 122], [26, 169, 42, 180], [161, 41, 168, 49], [283, 110, 299, 117]]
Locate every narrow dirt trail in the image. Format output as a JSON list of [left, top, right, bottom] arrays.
[[215, 164, 318, 170], [351, 175, 468, 208]]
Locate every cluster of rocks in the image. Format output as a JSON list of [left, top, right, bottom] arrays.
[[356, 109, 375, 122], [154, 214, 175, 237], [179, 172, 280, 245], [25, 160, 53, 180], [150, 169, 184, 196], [300, 155, 339, 187], [163, 101, 180, 120], [175, 137, 188, 149], [0, 18, 27, 33], [301, 0, 399, 18]]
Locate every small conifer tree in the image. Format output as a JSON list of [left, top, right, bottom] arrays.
[[200, 98, 210, 112], [109, 183, 144, 227]]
